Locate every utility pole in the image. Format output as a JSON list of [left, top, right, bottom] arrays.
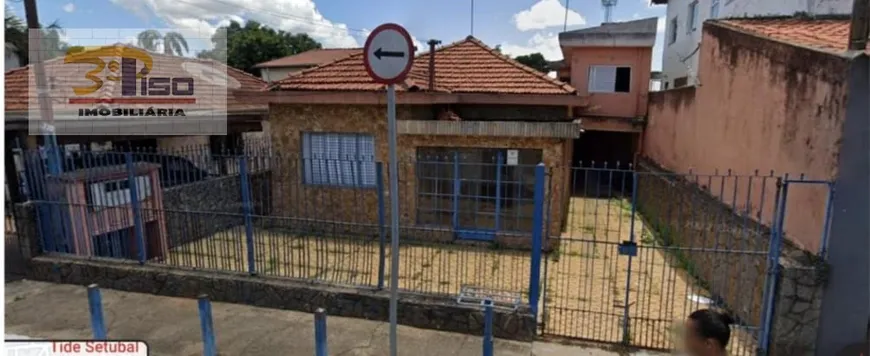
[[848, 0, 870, 50], [23, 0, 61, 174]]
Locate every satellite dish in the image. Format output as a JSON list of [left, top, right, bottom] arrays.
[[182, 62, 241, 90]]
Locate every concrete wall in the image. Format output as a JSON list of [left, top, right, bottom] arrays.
[[268, 104, 570, 248], [567, 47, 652, 118], [643, 23, 850, 251], [658, 0, 852, 88], [635, 159, 826, 355], [25, 255, 536, 341]]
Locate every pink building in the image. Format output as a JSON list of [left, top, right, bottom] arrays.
[[557, 18, 658, 165]]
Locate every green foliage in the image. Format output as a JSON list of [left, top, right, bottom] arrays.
[[514, 52, 550, 74], [196, 20, 322, 74], [5, 7, 71, 65]]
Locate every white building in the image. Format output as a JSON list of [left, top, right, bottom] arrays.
[[5, 44, 22, 71], [651, 0, 853, 89]]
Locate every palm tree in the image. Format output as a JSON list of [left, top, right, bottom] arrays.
[[6, 6, 28, 62], [5, 8, 69, 65], [136, 30, 161, 52], [162, 31, 189, 56], [136, 30, 189, 56]]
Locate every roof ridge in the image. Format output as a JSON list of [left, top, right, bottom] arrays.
[[198, 58, 266, 85], [463, 36, 577, 94], [268, 51, 366, 90]]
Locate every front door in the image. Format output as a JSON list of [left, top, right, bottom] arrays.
[[454, 149, 501, 240]]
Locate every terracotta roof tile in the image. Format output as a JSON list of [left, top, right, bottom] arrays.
[[270, 36, 576, 95], [253, 48, 362, 69], [5, 44, 267, 113], [718, 17, 862, 54]]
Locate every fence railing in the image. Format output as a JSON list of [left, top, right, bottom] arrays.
[[17, 148, 547, 305], [10, 145, 832, 354]]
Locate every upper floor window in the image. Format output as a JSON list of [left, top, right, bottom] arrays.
[[669, 17, 679, 45], [588, 65, 631, 93], [302, 132, 376, 188], [711, 0, 721, 18], [687, 1, 699, 33]]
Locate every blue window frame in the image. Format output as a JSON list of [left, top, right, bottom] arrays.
[[711, 0, 720, 18], [302, 132, 376, 187]]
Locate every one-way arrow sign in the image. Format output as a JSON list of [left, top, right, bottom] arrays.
[[374, 48, 406, 60], [363, 23, 415, 84]]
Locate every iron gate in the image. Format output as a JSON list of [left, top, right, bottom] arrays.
[[539, 165, 833, 355]]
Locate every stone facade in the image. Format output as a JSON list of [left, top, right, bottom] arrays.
[[161, 172, 271, 247], [268, 104, 572, 248], [25, 255, 536, 341], [634, 158, 826, 355]]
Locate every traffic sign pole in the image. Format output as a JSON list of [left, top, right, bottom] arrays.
[[386, 83, 400, 356], [362, 23, 414, 356]]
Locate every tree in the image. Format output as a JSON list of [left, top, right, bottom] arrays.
[[136, 30, 189, 56], [5, 7, 71, 65], [514, 52, 549, 73], [197, 20, 322, 74], [493, 45, 502, 54]]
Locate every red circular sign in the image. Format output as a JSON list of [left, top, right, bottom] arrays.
[[363, 23, 415, 85]]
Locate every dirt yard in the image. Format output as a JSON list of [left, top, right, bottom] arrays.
[[162, 196, 757, 354]]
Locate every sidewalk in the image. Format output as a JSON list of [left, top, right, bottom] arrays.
[[4, 280, 665, 356]]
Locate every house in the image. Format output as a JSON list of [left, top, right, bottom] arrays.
[[641, 15, 869, 354], [252, 48, 361, 83], [4, 44, 269, 201], [244, 36, 591, 247], [557, 17, 657, 166], [650, 0, 853, 89]]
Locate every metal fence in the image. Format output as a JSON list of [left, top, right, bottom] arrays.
[[17, 145, 544, 304], [10, 144, 833, 354]]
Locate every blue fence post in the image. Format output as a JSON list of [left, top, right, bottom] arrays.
[[240, 156, 256, 275], [198, 294, 217, 356], [125, 152, 146, 264], [758, 177, 789, 356], [482, 299, 494, 356], [529, 163, 545, 319], [494, 152, 503, 233], [452, 152, 461, 232], [314, 308, 328, 356], [818, 183, 835, 259], [620, 171, 640, 344], [376, 163, 387, 290], [87, 284, 107, 340]]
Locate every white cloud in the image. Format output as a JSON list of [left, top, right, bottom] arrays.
[[500, 32, 562, 60], [109, 0, 362, 49], [62, 3, 75, 13], [512, 0, 586, 32]]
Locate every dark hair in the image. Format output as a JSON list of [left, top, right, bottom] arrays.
[[688, 309, 734, 348]]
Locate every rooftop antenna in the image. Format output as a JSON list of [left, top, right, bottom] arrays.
[[602, 0, 617, 23]]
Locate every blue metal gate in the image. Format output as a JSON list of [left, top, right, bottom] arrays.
[[540, 165, 834, 354]]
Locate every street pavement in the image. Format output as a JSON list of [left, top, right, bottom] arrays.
[[4, 280, 667, 355]]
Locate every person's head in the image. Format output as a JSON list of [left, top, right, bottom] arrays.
[[684, 309, 734, 355]]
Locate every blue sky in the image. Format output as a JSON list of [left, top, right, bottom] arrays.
[[7, 0, 667, 69]]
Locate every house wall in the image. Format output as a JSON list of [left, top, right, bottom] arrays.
[[268, 104, 569, 247], [642, 23, 850, 251], [658, 0, 852, 89], [568, 47, 652, 118], [260, 66, 309, 83]]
